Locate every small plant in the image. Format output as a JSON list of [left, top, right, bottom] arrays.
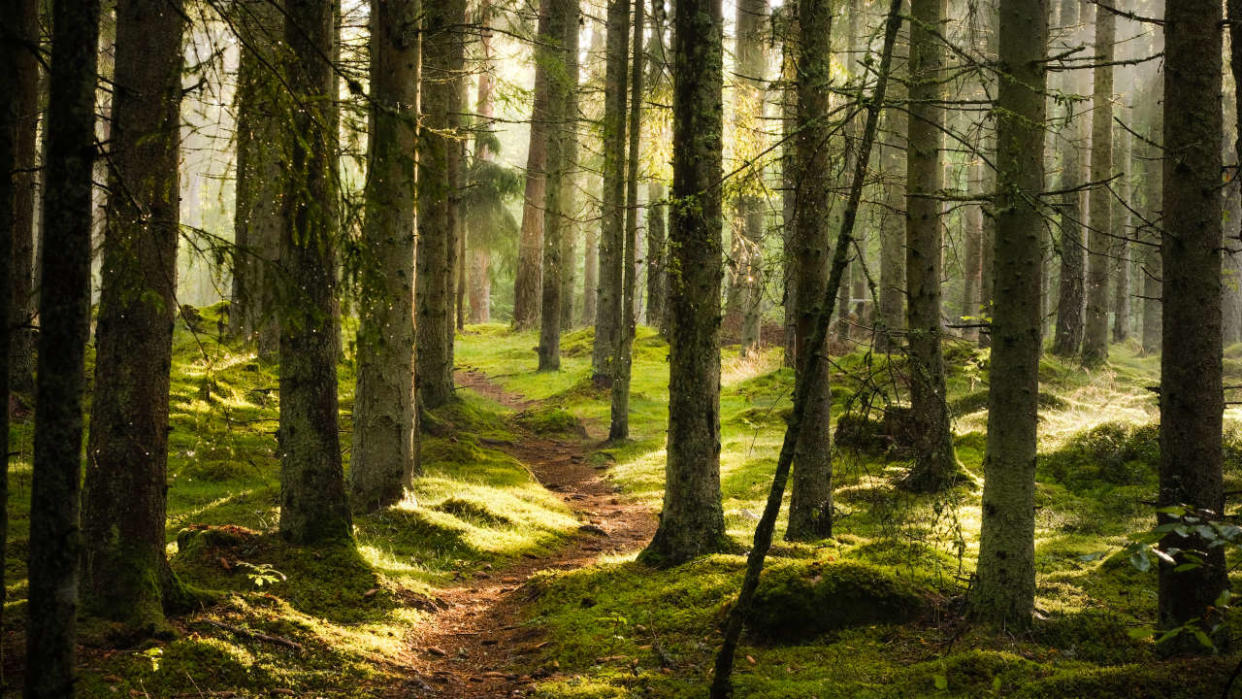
[[134, 647, 163, 672], [235, 561, 287, 588]]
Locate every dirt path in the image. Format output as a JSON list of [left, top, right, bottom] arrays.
[[404, 369, 656, 697]]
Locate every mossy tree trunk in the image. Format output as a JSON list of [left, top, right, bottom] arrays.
[[537, 0, 580, 371], [971, 0, 1047, 630], [8, 0, 37, 396], [25, 0, 100, 690], [1080, 0, 1114, 366], [640, 0, 728, 566], [81, 0, 187, 637], [901, 0, 958, 493], [417, 0, 466, 409], [351, 0, 420, 512], [785, 0, 833, 541], [1158, 0, 1228, 652], [647, 181, 668, 334], [230, 0, 285, 358], [277, 0, 353, 546], [591, 0, 630, 385]]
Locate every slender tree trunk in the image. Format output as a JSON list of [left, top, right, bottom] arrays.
[[469, 10, 494, 325], [977, 6, 999, 350], [780, 10, 800, 364], [537, 0, 580, 371], [351, 0, 420, 512], [960, 161, 983, 342], [1111, 125, 1131, 342], [640, 0, 727, 566], [591, 0, 630, 385], [1052, 0, 1085, 357], [876, 22, 907, 353], [901, 0, 958, 493], [8, 0, 38, 396], [25, 0, 100, 690], [277, 0, 352, 545], [513, 0, 551, 331], [1140, 90, 1162, 356], [785, 0, 834, 541], [1081, 1, 1114, 366], [971, 0, 1046, 630], [417, 0, 466, 409], [646, 181, 667, 332], [582, 222, 598, 325], [1158, 0, 1228, 652], [560, 179, 578, 328]]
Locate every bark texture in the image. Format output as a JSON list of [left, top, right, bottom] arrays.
[[513, 0, 552, 331], [1051, 0, 1084, 357], [876, 22, 908, 353], [8, 0, 37, 395], [1080, 1, 1113, 366], [1111, 126, 1131, 342]]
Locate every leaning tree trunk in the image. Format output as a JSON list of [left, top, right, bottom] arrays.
[[8, 0, 38, 396], [230, 0, 285, 357], [1157, 0, 1228, 653], [25, 0, 100, 691], [277, 0, 353, 545], [785, 0, 833, 541], [971, 0, 1047, 630], [417, 0, 466, 409], [1051, 0, 1085, 357], [537, 0, 580, 372], [591, 0, 630, 385], [639, 0, 728, 566], [513, 0, 552, 331], [351, 0, 420, 512], [81, 0, 188, 636], [901, 0, 958, 493], [1080, 0, 1114, 366]]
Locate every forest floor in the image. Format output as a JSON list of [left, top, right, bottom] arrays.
[[408, 369, 656, 697]]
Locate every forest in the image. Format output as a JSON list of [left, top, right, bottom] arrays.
[[0, 0, 1238, 696]]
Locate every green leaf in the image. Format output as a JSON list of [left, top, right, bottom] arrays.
[[1194, 630, 1215, 650]]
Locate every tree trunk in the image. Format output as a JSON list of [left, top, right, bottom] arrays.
[[1139, 89, 1162, 356], [513, 0, 551, 331], [901, 0, 958, 493], [277, 0, 352, 545], [639, 0, 727, 566], [417, 0, 466, 409], [1111, 125, 1132, 342], [8, 0, 38, 396], [960, 161, 983, 342], [537, 0, 580, 372], [1158, 0, 1228, 652], [230, 0, 285, 358], [1080, 1, 1113, 366], [591, 0, 630, 385], [876, 23, 907, 353], [780, 9, 800, 364], [25, 0, 100, 690], [646, 181, 668, 333], [469, 10, 494, 326], [351, 0, 420, 512], [971, 0, 1046, 630], [1051, 0, 1085, 357]]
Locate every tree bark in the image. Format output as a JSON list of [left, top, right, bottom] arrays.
[[646, 181, 668, 333], [1051, 0, 1085, 357], [876, 20, 907, 353], [25, 0, 99, 690], [1158, 0, 1228, 652], [513, 0, 551, 331], [8, 0, 37, 396], [780, 7, 800, 365], [639, 0, 727, 566], [1080, 1, 1114, 366], [351, 0, 420, 512], [971, 0, 1046, 630], [960, 161, 983, 342], [1111, 125, 1132, 342], [1139, 86, 1162, 356]]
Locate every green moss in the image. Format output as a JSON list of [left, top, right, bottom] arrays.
[[516, 406, 587, 437]]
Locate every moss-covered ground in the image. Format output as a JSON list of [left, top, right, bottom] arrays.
[[3, 314, 1238, 696]]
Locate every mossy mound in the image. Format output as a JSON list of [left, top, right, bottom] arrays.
[[746, 561, 929, 642], [1038, 422, 1160, 489], [515, 406, 587, 438], [833, 408, 917, 456], [949, 389, 1068, 416]]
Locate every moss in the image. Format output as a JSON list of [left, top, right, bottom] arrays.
[[949, 389, 1068, 416], [1038, 422, 1160, 489], [516, 406, 587, 438], [746, 561, 929, 642]]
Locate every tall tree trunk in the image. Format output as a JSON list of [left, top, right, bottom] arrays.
[[876, 19, 907, 353], [25, 0, 99, 690], [560, 178, 578, 328], [513, 0, 551, 331], [728, 0, 767, 356], [81, 0, 186, 636], [1051, 0, 1085, 357], [901, 0, 958, 493], [469, 8, 494, 325], [1111, 125, 1132, 342], [351, 0, 420, 512], [780, 9, 800, 364], [537, 0, 580, 371], [582, 222, 598, 326], [977, 5, 999, 351], [1139, 89, 1162, 355], [610, 0, 644, 439], [277, 0, 352, 545], [960, 161, 983, 342], [1159, 0, 1228, 652], [971, 0, 1046, 630], [1080, 1, 1114, 366], [417, 0, 466, 409], [230, 0, 285, 358], [639, 0, 727, 566], [591, 0, 630, 385], [647, 181, 668, 333], [785, 0, 833, 541], [8, 0, 38, 396]]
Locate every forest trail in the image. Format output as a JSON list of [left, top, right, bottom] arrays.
[[405, 369, 657, 697]]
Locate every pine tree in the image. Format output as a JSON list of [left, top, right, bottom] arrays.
[[1080, 0, 1114, 366]]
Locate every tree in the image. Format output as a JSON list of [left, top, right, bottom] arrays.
[[1050, 0, 1084, 357], [468, 7, 495, 324], [230, 0, 286, 357], [537, 0, 580, 371], [7, 0, 37, 395], [785, 0, 833, 541], [1111, 126, 1131, 342], [277, 0, 352, 545], [901, 0, 959, 493], [1080, 0, 1114, 366], [417, 0, 467, 409], [971, 0, 1047, 629], [591, 0, 630, 385], [514, 0, 553, 331], [350, 0, 420, 512], [639, 0, 727, 566], [1159, 0, 1226, 652], [80, 0, 187, 637], [876, 15, 908, 353], [25, 0, 100, 690], [1137, 83, 1161, 356]]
